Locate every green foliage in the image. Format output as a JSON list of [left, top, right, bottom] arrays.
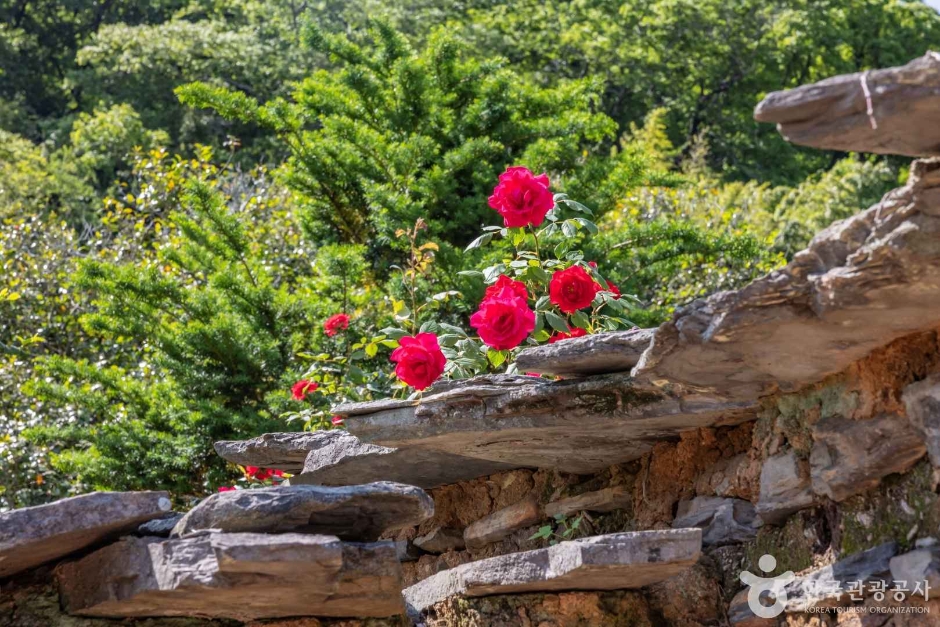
[[455, 0, 940, 183], [0, 0, 932, 506], [178, 22, 637, 255]]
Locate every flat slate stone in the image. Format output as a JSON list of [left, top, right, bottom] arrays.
[[755, 52, 940, 157], [334, 373, 757, 476], [214, 431, 346, 473], [632, 157, 940, 401], [403, 529, 702, 615], [292, 431, 518, 489], [172, 482, 433, 541], [515, 328, 655, 377], [0, 491, 171, 579], [136, 513, 184, 538], [57, 532, 404, 620]]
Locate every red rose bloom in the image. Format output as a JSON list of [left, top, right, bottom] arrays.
[[470, 279, 535, 351], [323, 313, 350, 337], [245, 467, 283, 481], [549, 265, 601, 313], [390, 333, 447, 390], [291, 379, 318, 401], [548, 327, 588, 344], [488, 166, 554, 228], [331, 415, 345, 426], [218, 486, 236, 492], [483, 274, 529, 301]]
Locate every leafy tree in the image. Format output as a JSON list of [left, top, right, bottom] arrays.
[[456, 0, 940, 183], [177, 22, 669, 257]]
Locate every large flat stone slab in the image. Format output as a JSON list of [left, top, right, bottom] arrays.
[[214, 431, 345, 473], [403, 529, 702, 615], [57, 532, 404, 620], [0, 491, 171, 579], [515, 328, 655, 377], [291, 430, 518, 489], [632, 157, 940, 401], [754, 52, 940, 157], [335, 373, 757, 475], [172, 482, 433, 541]]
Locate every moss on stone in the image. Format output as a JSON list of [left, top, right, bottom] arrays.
[[427, 590, 653, 627], [760, 379, 859, 458], [744, 514, 815, 575], [839, 459, 940, 556]]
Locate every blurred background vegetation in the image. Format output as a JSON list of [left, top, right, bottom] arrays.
[[1, 0, 934, 507]]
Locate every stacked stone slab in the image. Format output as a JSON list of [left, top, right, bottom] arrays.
[[403, 529, 702, 617], [214, 429, 518, 488], [0, 491, 172, 578], [0, 482, 434, 621]]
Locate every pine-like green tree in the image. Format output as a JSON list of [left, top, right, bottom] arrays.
[[177, 21, 667, 259], [25, 179, 332, 496]]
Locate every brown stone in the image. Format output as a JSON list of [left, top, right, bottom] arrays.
[[544, 486, 632, 518], [413, 527, 465, 554], [463, 496, 541, 550], [755, 52, 940, 157]]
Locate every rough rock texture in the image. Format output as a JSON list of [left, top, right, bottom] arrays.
[[423, 590, 655, 627], [463, 496, 541, 550], [514, 327, 655, 376], [335, 373, 757, 476], [672, 496, 760, 546], [633, 157, 940, 401], [0, 491, 171, 579], [294, 432, 518, 489], [137, 513, 184, 538], [785, 542, 897, 612], [403, 529, 702, 615], [729, 543, 898, 623], [0, 570, 238, 627], [754, 52, 940, 157], [214, 431, 346, 473], [57, 532, 405, 620], [414, 528, 465, 554], [903, 374, 940, 467], [890, 542, 940, 591], [172, 483, 433, 541], [809, 413, 926, 501], [543, 486, 632, 518], [755, 450, 815, 525]]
